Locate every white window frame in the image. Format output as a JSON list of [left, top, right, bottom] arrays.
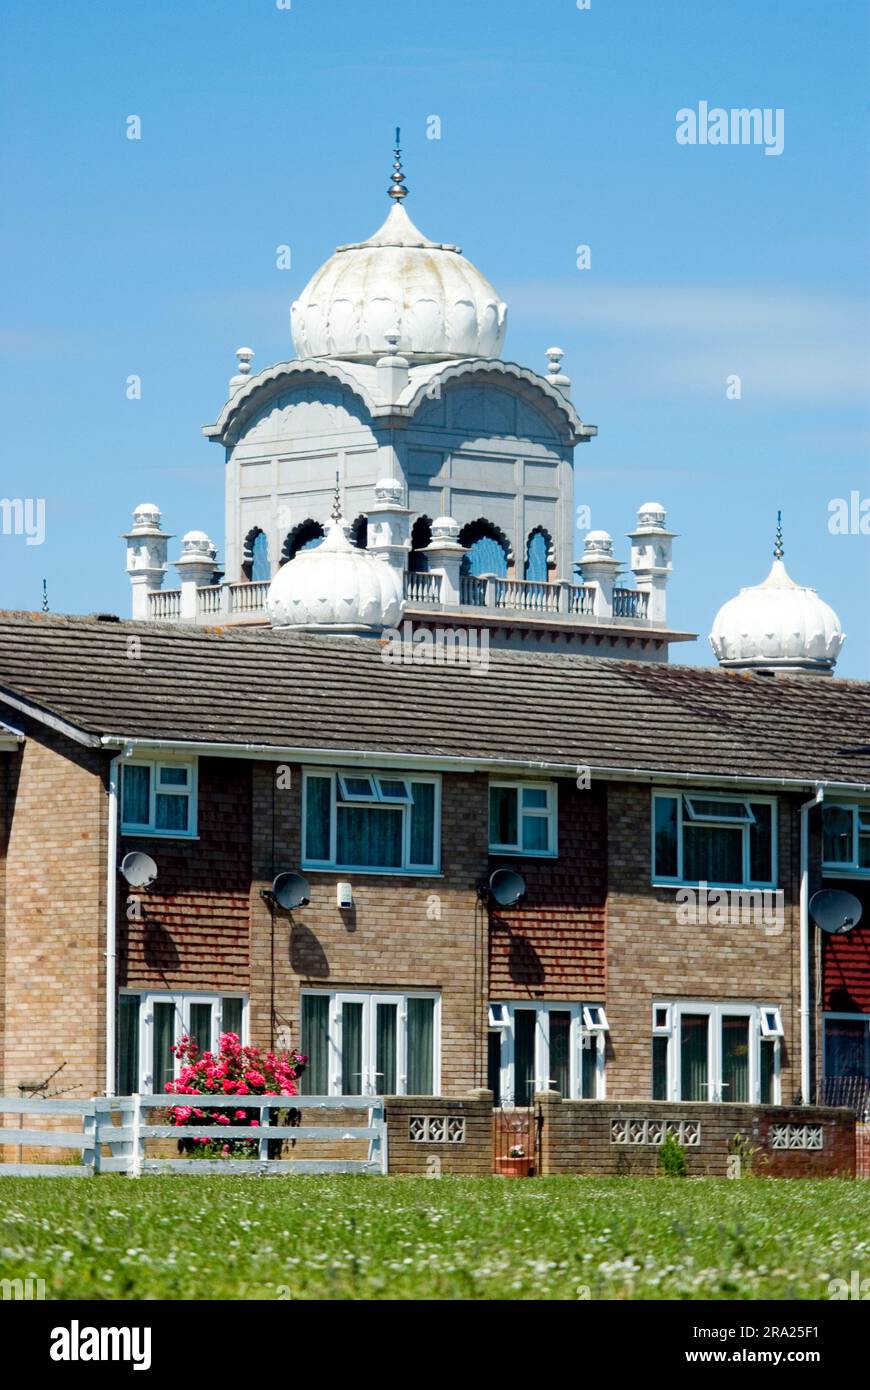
[[302, 768, 441, 875], [300, 989, 441, 1096], [488, 780, 558, 858], [821, 802, 870, 876], [120, 758, 198, 838], [121, 989, 248, 1093], [651, 999, 781, 1104], [490, 1001, 606, 1104], [651, 789, 777, 889]]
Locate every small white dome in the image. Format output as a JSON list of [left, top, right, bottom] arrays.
[[291, 202, 507, 363], [266, 520, 404, 632], [710, 558, 844, 673]]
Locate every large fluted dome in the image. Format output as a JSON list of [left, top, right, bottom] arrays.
[[710, 557, 844, 674], [291, 202, 507, 362], [266, 520, 404, 632]]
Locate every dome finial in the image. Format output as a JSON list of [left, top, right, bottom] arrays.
[[330, 471, 343, 525], [773, 510, 784, 561], [388, 127, 408, 202]]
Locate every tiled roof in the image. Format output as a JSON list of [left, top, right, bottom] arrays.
[[0, 611, 868, 787]]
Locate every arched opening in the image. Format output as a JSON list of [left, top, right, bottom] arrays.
[[348, 515, 368, 550], [408, 515, 432, 573], [280, 519, 325, 566], [459, 519, 511, 578], [242, 527, 270, 583], [524, 527, 554, 582]]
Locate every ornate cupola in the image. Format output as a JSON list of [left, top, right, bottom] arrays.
[[710, 515, 845, 675], [265, 482, 404, 634], [290, 132, 507, 362]]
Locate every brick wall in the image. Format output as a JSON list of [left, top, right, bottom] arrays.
[[1, 722, 107, 1103], [605, 785, 803, 1102], [489, 779, 606, 1000], [249, 763, 490, 1095], [536, 1094, 855, 1177], [385, 1091, 493, 1174], [120, 757, 252, 994]]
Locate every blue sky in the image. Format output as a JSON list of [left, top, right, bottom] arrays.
[[2, 0, 868, 672]]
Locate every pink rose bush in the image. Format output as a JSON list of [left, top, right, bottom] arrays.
[[164, 1032, 307, 1157]]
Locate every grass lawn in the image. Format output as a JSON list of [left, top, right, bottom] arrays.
[[0, 1175, 867, 1300]]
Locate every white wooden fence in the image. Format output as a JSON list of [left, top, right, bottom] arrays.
[[0, 1095, 387, 1176]]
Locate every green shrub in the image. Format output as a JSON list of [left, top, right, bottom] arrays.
[[658, 1132, 688, 1177]]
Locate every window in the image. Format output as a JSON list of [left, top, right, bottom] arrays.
[[302, 769, 440, 873], [117, 991, 246, 1094], [824, 1015, 870, 1087], [489, 781, 557, 857], [458, 520, 511, 578], [822, 804, 870, 873], [299, 991, 439, 1096], [488, 1002, 607, 1104], [524, 528, 552, 583], [121, 759, 197, 837], [650, 1001, 781, 1104], [652, 791, 776, 887]]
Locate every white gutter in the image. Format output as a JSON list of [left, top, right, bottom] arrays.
[[97, 737, 870, 795], [799, 785, 824, 1106], [105, 753, 123, 1096]]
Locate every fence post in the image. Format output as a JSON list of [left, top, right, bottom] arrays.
[[258, 1100, 270, 1165], [369, 1099, 386, 1174], [82, 1106, 98, 1175], [129, 1094, 143, 1178]]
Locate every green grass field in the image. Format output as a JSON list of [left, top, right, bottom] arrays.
[[1, 1175, 867, 1300]]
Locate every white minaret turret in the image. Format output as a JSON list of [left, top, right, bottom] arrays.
[[545, 346, 571, 398], [366, 477, 412, 584], [422, 516, 468, 606], [124, 504, 171, 620], [376, 332, 410, 403], [229, 347, 254, 393], [579, 530, 620, 619], [175, 531, 220, 620], [628, 502, 675, 626]]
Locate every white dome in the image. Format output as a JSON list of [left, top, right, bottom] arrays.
[[710, 558, 844, 673], [291, 202, 507, 362], [266, 520, 404, 632]]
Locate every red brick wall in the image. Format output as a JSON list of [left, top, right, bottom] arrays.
[[821, 877, 870, 1014], [537, 1094, 856, 1178], [119, 757, 252, 993], [489, 779, 606, 1000]]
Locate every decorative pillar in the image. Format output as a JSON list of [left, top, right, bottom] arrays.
[[174, 531, 219, 621], [229, 346, 254, 395], [422, 516, 467, 606], [627, 502, 675, 625], [376, 332, 410, 403], [124, 503, 171, 621], [545, 346, 572, 398], [578, 530, 620, 619], [366, 477, 412, 584]]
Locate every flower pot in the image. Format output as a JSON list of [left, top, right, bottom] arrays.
[[495, 1155, 533, 1177]]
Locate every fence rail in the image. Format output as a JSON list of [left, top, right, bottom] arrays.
[[0, 1095, 386, 1177]]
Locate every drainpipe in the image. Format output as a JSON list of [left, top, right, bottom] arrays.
[[105, 753, 123, 1096], [799, 785, 824, 1106]]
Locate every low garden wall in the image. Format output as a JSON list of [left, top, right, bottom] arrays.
[[534, 1095, 856, 1178], [386, 1092, 494, 1175]]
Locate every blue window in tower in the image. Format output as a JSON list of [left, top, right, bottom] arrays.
[[524, 529, 551, 582], [281, 519, 326, 565], [459, 520, 510, 578], [250, 531, 270, 582]]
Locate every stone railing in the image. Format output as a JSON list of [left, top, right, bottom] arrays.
[[404, 571, 443, 604], [612, 587, 649, 620], [147, 588, 182, 621]]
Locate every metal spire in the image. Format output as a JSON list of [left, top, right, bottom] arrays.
[[773, 510, 784, 560], [387, 127, 408, 202], [41, 578, 49, 613], [330, 472, 343, 524]]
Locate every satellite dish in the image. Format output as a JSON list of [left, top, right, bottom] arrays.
[[488, 868, 526, 907], [270, 871, 310, 910], [119, 851, 158, 888], [810, 888, 863, 934]]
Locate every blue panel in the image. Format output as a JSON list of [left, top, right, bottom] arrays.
[[524, 531, 549, 582], [251, 531, 270, 582], [461, 536, 508, 578]]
